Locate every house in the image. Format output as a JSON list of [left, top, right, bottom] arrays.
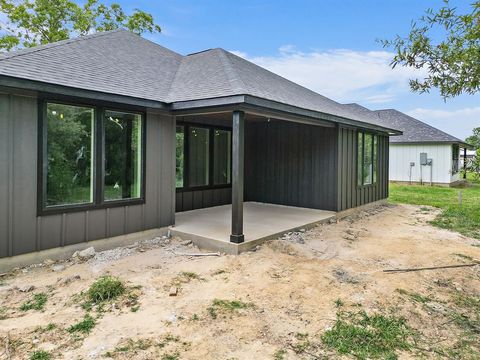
[[345, 103, 469, 186], [0, 30, 401, 262]]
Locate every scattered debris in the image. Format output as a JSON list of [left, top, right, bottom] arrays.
[[173, 252, 221, 257], [180, 240, 192, 246], [282, 231, 305, 244], [384, 263, 479, 273], [78, 247, 96, 260], [333, 268, 361, 284], [57, 275, 81, 285], [50, 264, 65, 272], [169, 286, 178, 296], [17, 285, 35, 293], [93, 247, 135, 263]]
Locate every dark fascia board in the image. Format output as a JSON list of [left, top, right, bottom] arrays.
[[0, 75, 169, 110], [0, 75, 402, 134], [171, 94, 402, 135], [391, 140, 472, 148]]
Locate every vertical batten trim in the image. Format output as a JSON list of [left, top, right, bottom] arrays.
[[85, 211, 89, 242], [61, 213, 66, 247], [7, 94, 14, 256]]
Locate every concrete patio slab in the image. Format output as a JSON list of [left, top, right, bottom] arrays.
[[169, 202, 336, 254]]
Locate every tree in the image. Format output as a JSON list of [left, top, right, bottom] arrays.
[[0, 0, 161, 51], [466, 127, 480, 149], [382, 0, 480, 98]]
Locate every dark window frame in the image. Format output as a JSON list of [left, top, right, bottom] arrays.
[[452, 144, 460, 174], [37, 96, 147, 216], [356, 130, 379, 188], [176, 121, 232, 192]]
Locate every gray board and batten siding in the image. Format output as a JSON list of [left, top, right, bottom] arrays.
[[0, 89, 176, 258], [244, 120, 389, 212]]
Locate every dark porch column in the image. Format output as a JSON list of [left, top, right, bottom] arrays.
[[230, 110, 245, 243], [463, 147, 467, 179]]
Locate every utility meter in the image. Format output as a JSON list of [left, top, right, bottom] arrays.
[[420, 153, 428, 165]]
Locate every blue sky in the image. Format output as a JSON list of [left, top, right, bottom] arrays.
[[120, 1, 477, 138]]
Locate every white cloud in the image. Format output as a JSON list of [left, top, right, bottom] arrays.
[[231, 47, 424, 104], [406, 107, 480, 140]]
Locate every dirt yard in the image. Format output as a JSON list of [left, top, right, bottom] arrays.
[[0, 204, 479, 359]]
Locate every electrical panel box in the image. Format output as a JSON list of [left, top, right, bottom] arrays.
[[420, 153, 428, 165]]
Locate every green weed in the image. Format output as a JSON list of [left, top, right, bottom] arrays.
[[322, 310, 414, 359], [87, 276, 125, 304], [20, 293, 48, 311], [68, 314, 96, 334]]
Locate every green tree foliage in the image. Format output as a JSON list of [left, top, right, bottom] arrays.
[[466, 127, 480, 149], [46, 104, 93, 206], [0, 0, 161, 51], [382, 0, 480, 98]]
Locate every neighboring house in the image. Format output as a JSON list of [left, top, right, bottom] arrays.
[[0, 30, 401, 259], [345, 104, 469, 186]]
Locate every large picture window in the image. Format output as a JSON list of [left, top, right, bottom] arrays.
[[40, 100, 145, 213], [357, 131, 378, 186], [46, 103, 94, 206], [176, 123, 231, 190]]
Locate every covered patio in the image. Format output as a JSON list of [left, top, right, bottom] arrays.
[[170, 202, 336, 254], [172, 107, 342, 253]]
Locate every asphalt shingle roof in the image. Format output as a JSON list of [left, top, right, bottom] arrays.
[[0, 30, 183, 102], [0, 30, 397, 131], [344, 103, 465, 144]]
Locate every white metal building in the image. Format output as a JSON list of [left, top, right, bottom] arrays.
[[345, 104, 469, 186]]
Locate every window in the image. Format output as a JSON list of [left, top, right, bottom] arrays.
[[452, 144, 460, 174], [40, 100, 145, 213], [188, 127, 210, 187], [104, 110, 142, 201], [357, 131, 378, 186], [176, 126, 185, 188], [213, 129, 232, 185], [175, 124, 232, 189], [45, 103, 95, 207]]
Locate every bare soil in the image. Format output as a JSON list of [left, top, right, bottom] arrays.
[[0, 204, 479, 359]]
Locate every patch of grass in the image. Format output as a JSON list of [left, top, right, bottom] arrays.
[[453, 293, 480, 312], [453, 253, 475, 261], [191, 313, 199, 321], [161, 353, 179, 360], [273, 349, 287, 360], [396, 288, 432, 304], [20, 293, 48, 311], [334, 298, 344, 308], [68, 314, 96, 334], [87, 276, 125, 304], [389, 183, 480, 239], [172, 271, 205, 286], [322, 310, 414, 359], [30, 350, 51, 360], [0, 306, 8, 319], [208, 299, 253, 319], [212, 269, 226, 275]]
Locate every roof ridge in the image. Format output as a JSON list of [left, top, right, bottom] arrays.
[[0, 29, 124, 62], [215, 48, 248, 93]]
